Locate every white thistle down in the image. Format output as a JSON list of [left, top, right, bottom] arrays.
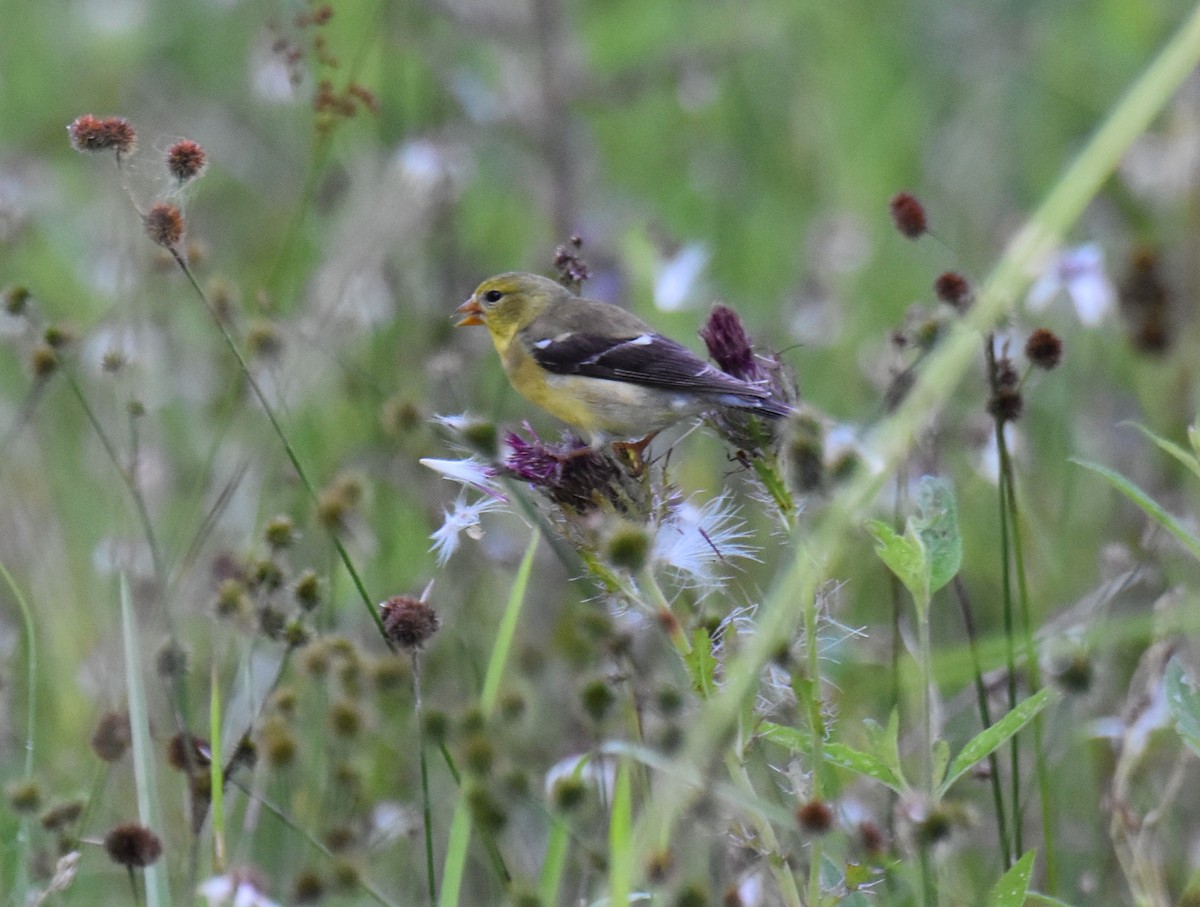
[[650, 492, 757, 590], [429, 494, 506, 565]]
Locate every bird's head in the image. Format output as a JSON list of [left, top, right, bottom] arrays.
[[456, 272, 570, 342]]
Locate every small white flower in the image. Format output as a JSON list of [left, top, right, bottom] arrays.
[[430, 495, 505, 565], [198, 871, 281, 907], [544, 752, 617, 802], [420, 456, 504, 500], [654, 243, 709, 312], [651, 493, 756, 589], [1026, 243, 1115, 326]]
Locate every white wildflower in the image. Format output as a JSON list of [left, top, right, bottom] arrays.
[[198, 871, 281, 907], [654, 243, 709, 312], [1026, 243, 1115, 326], [651, 493, 757, 589], [419, 456, 504, 500], [430, 495, 505, 565]]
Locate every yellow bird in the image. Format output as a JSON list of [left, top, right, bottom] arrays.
[[455, 272, 790, 452]]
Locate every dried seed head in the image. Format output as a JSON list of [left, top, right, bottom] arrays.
[[91, 711, 132, 762], [68, 115, 137, 155], [796, 799, 835, 834], [1025, 327, 1063, 370], [933, 271, 971, 310], [889, 191, 927, 239], [380, 595, 440, 649], [553, 234, 590, 290], [144, 202, 184, 248], [165, 140, 207, 183], [104, 822, 163, 868], [6, 779, 42, 814]]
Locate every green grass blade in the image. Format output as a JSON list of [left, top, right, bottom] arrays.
[[0, 561, 37, 907], [1072, 458, 1200, 560], [607, 758, 634, 907], [120, 573, 171, 907], [1125, 422, 1200, 483], [438, 532, 538, 906]]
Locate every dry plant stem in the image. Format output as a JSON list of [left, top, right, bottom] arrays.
[[952, 575, 1011, 869], [168, 249, 388, 642]]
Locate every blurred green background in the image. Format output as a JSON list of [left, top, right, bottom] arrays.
[[3, 0, 1200, 902]]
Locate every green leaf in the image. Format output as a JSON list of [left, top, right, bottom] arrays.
[[941, 688, 1059, 796], [987, 850, 1036, 907], [1166, 657, 1200, 757], [1073, 459, 1200, 561], [758, 721, 813, 752], [931, 738, 950, 791], [913, 476, 962, 594], [759, 721, 906, 793], [866, 518, 928, 602], [1128, 421, 1200, 483], [822, 742, 906, 793], [685, 627, 718, 698]]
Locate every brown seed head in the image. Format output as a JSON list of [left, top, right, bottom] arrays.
[[889, 191, 927, 239], [1024, 328, 1063, 370], [796, 798, 835, 834], [380, 595, 440, 650], [166, 140, 207, 183], [68, 115, 137, 155], [104, 822, 163, 868], [144, 202, 184, 248], [933, 271, 971, 310], [91, 711, 132, 762]]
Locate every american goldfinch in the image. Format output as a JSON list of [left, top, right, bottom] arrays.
[[455, 272, 790, 448]]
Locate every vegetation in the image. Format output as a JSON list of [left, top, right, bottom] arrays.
[[4, 1, 1200, 904]]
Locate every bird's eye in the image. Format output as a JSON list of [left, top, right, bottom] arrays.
[[483, 289, 503, 303]]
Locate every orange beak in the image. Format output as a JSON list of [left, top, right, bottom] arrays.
[[455, 296, 484, 327]]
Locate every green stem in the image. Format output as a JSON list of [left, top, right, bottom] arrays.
[[412, 651, 437, 907], [1003, 452, 1058, 891], [952, 575, 1011, 869], [169, 250, 386, 640], [0, 561, 36, 906]]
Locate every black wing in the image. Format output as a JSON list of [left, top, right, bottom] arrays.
[[527, 329, 770, 399]]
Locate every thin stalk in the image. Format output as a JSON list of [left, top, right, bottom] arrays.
[[62, 368, 164, 583], [987, 337, 1023, 855], [952, 575, 1011, 869], [917, 596, 934, 796], [412, 651, 437, 907], [800, 574, 827, 904], [168, 250, 386, 640], [1002, 456, 1058, 890], [230, 778, 399, 907], [0, 561, 36, 907]]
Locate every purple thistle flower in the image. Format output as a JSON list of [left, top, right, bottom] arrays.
[[699, 304, 762, 382]]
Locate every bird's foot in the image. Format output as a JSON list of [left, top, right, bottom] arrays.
[[611, 432, 658, 477]]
